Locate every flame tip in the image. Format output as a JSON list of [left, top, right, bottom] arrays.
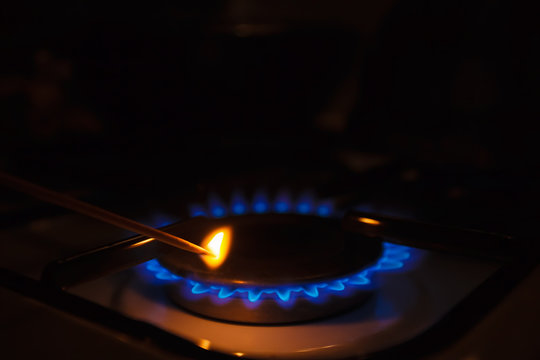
[[200, 228, 231, 268]]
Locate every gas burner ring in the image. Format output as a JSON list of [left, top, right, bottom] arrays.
[[138, 189, 412, 324], [144, 241, 409, 304]]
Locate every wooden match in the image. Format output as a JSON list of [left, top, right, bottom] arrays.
[[0, 171, 212, 256]]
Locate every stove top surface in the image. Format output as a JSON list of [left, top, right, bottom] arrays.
[[68, 247, 498, 359]]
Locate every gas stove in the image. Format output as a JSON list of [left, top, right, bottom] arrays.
[[2, 186, 536, 359], [2, 1, 540, 357]]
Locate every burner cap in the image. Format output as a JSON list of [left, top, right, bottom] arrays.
[[156, 214, 382, 324]]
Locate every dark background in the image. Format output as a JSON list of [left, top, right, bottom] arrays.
[[2, 0, 539, 236]]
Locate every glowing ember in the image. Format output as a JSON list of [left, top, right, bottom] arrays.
[[200, 227, 231, 269]]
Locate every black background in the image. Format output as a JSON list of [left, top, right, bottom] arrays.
[[2, 1, 539, 236]]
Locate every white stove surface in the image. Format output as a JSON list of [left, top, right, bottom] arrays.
[[71, 247, 499, 359]]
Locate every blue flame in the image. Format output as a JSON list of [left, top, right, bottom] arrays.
[[142, 213, 179, 228], [208, 194, 227, 218], [141, 242, 410, 306], [202, 189, 336, 219], [274, 189, 292, 213], [189, 204, 207, 217], [139, 188, 414, 307], [316, 202, 333, 217], [252, 189, 270, 214], [231, 190, 248, 215], [296, 191, 315, 214]]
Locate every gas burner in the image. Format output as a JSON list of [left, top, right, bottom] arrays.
[[137, 189, 412, 324]]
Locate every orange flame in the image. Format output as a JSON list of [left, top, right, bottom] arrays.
[[200, 226, 231, 269], [357, 217, 381, 225]]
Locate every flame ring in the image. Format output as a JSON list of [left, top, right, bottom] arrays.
[[141, 190, 412, 305]]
